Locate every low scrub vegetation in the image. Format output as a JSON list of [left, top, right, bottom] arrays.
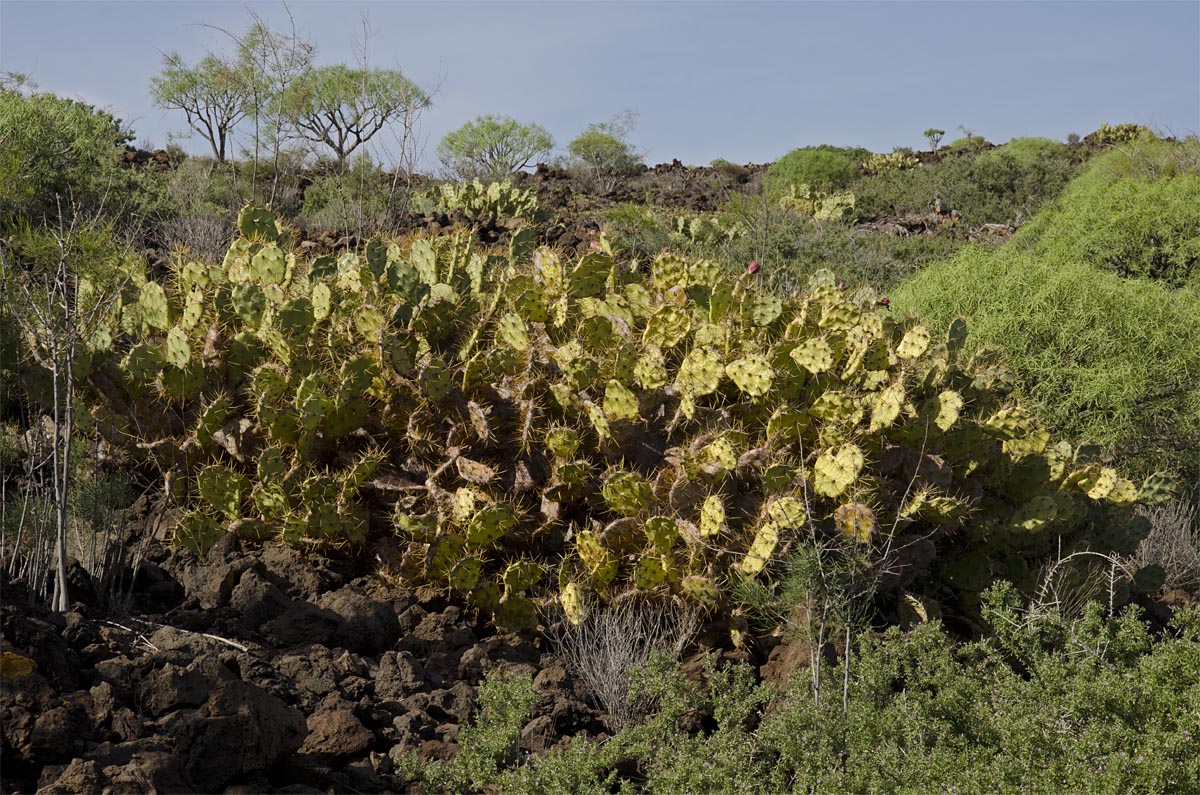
[[405, 594, 1200, 794]]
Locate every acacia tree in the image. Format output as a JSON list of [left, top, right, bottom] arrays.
[[150, 51, 250, 162], [230, 14, 315, 199], [438, 115, 554, 181], [566, 110, 643, 192], [281, 64, 430, 166]]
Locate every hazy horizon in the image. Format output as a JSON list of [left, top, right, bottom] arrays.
[[2, 0, 1197, 169]]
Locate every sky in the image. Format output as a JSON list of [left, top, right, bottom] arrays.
[[2, 0, 1198, 170]]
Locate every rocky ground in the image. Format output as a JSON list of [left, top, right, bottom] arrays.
[[1, 520, 804, 795], [1, 528, 621, 794]]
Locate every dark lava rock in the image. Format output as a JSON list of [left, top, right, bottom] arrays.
[[137, 659, 229, 716], [375, 651, 425, 701], [229, 568, 294, 630], [169, 678, 307, 793], [263, 601, 342, 648], [299, 707, 374, 758], [37, 739, 193, 794], [316, 587, 401, 655]]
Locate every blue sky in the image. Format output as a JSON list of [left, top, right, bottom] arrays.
[[2, 1, 1197, 169]]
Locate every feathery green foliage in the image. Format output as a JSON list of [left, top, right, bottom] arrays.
[[895, 144, 1200, 482]]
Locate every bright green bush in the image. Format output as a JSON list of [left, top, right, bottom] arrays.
[[764, 145, 869, 198], [0, 90, 133, 223], [946, 134, 988, 153], [894, 246, 1200, 482], [397, 669, 537, 792], [1016, 141, 1200, 286], [984, 136, 1070, 164]]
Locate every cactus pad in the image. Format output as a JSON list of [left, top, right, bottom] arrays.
[[602, 471, 652, 516], [813, 444, 865, 497], [725, 355, 774, 398]]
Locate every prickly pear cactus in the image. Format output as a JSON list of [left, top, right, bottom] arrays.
[[71, 206, 1162, 633]]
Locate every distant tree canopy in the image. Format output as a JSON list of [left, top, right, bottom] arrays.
[[280, 65, 431, 165], [150, 51, 251, 162], [0, 89, 132, 222], [566, 111, 643, 183], [149, 22, 428, 168], [438, 115, 554, 181]]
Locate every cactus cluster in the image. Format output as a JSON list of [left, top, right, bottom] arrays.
[[861, 151, 920, 175], [436, 179, 540, 223], [671, 215, 746, 247], [778, 183, 856, 222], [1090, 123, 1149, 147], [73, 206, 1162, 632]]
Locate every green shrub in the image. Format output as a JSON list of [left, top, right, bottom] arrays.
[[298, 156, 395, 232], [396, 669, 537, 792], [565, 111, 643, 190], [946, 134, 988, 153], [0, 90, 133, 223], [764, 145, 869, 198], [486, 598, 1200, 794], [894, 246, 1200, 482], [984, 136, 1070, 164], [1016, 141, 1200, 286], [853, 146, 1077, 225]]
